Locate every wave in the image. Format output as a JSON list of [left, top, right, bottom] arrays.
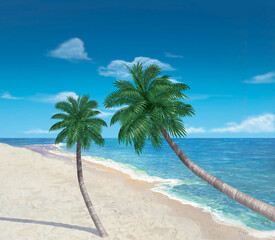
[[151, 185, 245, 227], [84, 155, 181, 186], [152, 186, 275, 237], [55, 143, 66, 149], [52, 147, 275, 235]]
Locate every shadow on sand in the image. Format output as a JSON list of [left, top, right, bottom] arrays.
[[0, 217, 100, 236]]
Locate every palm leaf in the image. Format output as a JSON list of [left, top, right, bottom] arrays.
[[50, 95, 107, 150], [51, 113, 69, 120], [104, 62, 194, 153], [55, 128, 68, 144]]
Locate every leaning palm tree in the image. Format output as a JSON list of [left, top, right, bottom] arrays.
[[49, 95, 108, 237], [104, 62, 275, 222]]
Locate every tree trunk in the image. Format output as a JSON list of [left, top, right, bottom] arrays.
[[76, 139, 108, 237], [160, 127, 275, 222]]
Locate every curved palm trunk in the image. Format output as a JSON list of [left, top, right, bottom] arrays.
[[76, 140, 108, 237], [160, 127, 275, 222]]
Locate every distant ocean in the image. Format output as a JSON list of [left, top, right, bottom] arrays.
[[1, 138, 275, 232]]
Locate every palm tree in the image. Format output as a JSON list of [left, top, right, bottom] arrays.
[[49, 95, 108, 237], [104, 62, 275, 222]]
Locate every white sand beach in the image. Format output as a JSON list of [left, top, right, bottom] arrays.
[[0, 143, 274, 240]]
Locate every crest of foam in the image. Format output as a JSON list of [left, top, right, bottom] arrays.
[[84, 155, 181, 185]]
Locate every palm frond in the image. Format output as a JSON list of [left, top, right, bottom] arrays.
[[85, 110, 102, 118], [151, 83, 190, 101], [86, 128, 105, 147], [163, 116, 187, 138], [104, 62, 195, 154], [148, 123, 163, 151], [114, 80, 138, 92], [104, 90, 141, 108], [50, 95, 106, 150], [51, 113, 69, 120], [55, 101, 74, 115], [143, 64, 162, 90], [55, 128, 68, 144], [125, 63, 144, 93], [110, 107, 128, 126], [49, 121, 66, 131], [118, 114, 151, 147], [86, 100, 98, 109], [67, 96, 78, 112], [78, 94, 90, 111], [87, 117, 108, 128], [133, 134, 147, 155], [174, 102, 195, 117]]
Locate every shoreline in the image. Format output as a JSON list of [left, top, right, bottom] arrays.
[[1, 143, 274, 240], [30, 143, 275, 239], [49, 145, 275, 237]]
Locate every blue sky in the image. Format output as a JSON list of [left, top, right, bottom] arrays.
[[0, 0, 274, 138]]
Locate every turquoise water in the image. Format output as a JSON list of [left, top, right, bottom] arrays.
[[1, 138, 275, 231]]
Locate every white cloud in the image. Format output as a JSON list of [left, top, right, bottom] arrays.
[[23, 129, 52, 134], [244, 71, 275, 84], [164, 52, 184, 58], [169, 78, 181, 83], [98, 57, 175, 79], [187, 94, 212, 100], [169, 76, 184, 83], [186, 94, 232, 101], [108, 106, 128, 111], [33, 91, 78, 103], [210, 114, 275, 133], [47, 38, 91, 61], [99, 106, 129, 118], [1, 92, 21, 100], [99, 111, 114, 118], [186, 127, 206, 133]]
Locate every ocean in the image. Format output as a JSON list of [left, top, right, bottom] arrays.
[[1, 138, 274, 232]]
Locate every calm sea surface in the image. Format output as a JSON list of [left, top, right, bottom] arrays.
[[1, 138, 275, 231]]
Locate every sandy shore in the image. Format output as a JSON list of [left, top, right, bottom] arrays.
[[0, 143, 274, 240]]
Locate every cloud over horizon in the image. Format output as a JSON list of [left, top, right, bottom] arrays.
[[210, 114, 275, 133], [186, 127, 206, 133], [244, 71, 275, 84], [47, 38, 91, 61], [98, 57, 175, 79], [23, 128, 52, 134]]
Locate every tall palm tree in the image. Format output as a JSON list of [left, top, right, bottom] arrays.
[[49, 95, 109, 237], [104, 62, 275, 222]]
